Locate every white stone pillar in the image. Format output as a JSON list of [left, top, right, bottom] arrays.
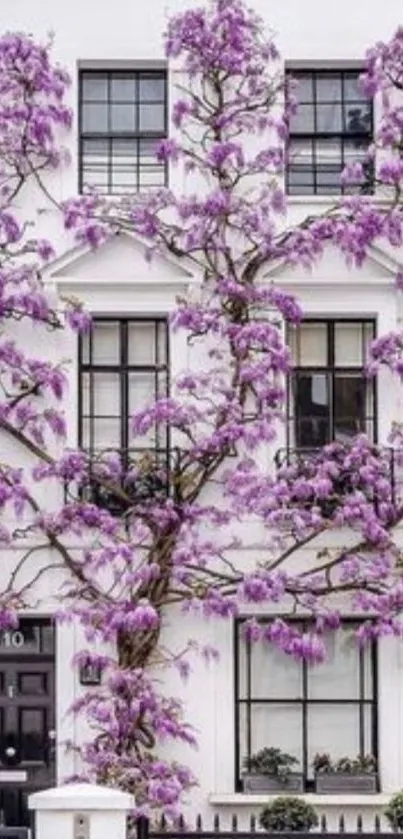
[[28, 783, 135, 839]]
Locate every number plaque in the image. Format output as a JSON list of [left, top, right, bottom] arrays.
[[0, 625, 40, 653]]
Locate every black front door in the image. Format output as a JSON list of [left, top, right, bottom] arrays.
[[0, 620, 56, 827]]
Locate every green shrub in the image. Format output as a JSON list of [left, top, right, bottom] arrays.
[[385, 792, 403, 830], [259, 796, 318, 833]]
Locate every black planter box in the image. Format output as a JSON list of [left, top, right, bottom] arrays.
[[242, 773, 304, 793], [315, 773, 378, 794]]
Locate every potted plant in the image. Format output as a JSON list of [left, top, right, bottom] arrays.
[[313, 752, 377, 793], [259, 797, 318, 832], [242, 747, 303, 793], [385, 792, 403, 830]]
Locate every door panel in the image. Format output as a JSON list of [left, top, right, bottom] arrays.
[[0, 620, 56, 827]]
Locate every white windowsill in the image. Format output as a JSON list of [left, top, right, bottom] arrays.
[[209, 793, 391, 807], [287, 195, 391, 207]]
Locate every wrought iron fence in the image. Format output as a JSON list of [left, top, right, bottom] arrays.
[[136, 813, 396, 839]]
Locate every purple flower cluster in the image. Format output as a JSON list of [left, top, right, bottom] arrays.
[[3, 0, 403, 821]]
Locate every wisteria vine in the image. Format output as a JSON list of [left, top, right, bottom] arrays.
[[1, 0, 403, 822]]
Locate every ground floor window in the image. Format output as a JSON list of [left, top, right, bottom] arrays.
[[234, 619, 377, 791]]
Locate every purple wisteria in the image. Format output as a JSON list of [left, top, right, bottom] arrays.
[[1, 0, 403, 823]]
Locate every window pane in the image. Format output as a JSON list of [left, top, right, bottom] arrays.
[[316, 103, 342, 133], [288, 138, 314, 184], [82, 74, 108, 101], [250, 641, 303, 699], [288, 171, 315, 191], [307, 704, 363, 778], [308, 630, 360, 699], [292, 74, 314, 103], [128, 322, 157, 365], [316, 137, 341, 168], [112, 138, 137, 160], [139, 138, 158, 165], [82, 103, 108, 133], [344, 73, 363, 101], [345, 103, 372, 134], [139, 76, 165, 102], [343, 137, 370, 163], [82, 169, 109, 192], [111, 103, 136, 132], [247, 704, 303, 767], [129, 372, 157, 445], [293, 323, 328, 365], [111, 139, 138, 191], [294, 373, 330, 448], [289, 104, 314, 133], [335, 323, 363, 365], [91, 322, 120, 364], [288, 184, 316, 195], [111, 168, 137, 193], [92, 373, 121, 416], [92, 418, 122, 450], [82, 139, 109, 190], [316, 166, 341, 189], [334, 374, 366, 440], [139, 103, 165, 132], [110, 74, 136, 101], [316, 74, 342, 102], [128, 372, 157, 411]]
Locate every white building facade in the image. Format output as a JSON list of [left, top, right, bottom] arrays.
[[0, 0, 403, 831]]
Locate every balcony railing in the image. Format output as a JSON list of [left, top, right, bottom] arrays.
[[274, 445, 403, 512], [65, 447, 182, 514]]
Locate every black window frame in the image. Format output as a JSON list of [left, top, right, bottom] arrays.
[[78, 69, 168, 194], [287, 318, 377, 450], [286, 68, 374, 196], [78, 316, 170, 459], [234, 617, 378, 793]]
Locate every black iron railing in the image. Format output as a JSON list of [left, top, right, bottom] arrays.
[[136, 813, 394, 838], [274, 445, 403, 509], [65, 447, 182, 513]]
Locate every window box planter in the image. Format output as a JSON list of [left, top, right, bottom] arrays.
[[242, 773, 304, 793], [315, 773, 378, 794]]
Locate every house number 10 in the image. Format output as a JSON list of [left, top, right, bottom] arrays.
[[1, 631, 25, 648]]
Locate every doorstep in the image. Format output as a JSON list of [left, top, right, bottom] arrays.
[[209, 794, 391, 807]]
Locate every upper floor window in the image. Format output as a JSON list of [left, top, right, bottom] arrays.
[[286, 69, 373, 195], [78, 318, 170, 510], [79, 70, 168, 194], [287, 319, 376, 449], [235, 619, 377, 792], [79, 318, 169, 453]]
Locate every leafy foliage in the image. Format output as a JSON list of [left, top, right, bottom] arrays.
[[259, 797, 318, 832], [385, 792, 403, 830], [313, 753, 377, 775], [243, 747, 299, 781]]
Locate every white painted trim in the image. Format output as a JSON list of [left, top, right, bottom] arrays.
[[43, 230, 198, 283], [209, 793, 391, 807], [29, 783, 134, 811]]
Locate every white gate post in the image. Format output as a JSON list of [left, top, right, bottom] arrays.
[[28, 783, 135, 839]]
